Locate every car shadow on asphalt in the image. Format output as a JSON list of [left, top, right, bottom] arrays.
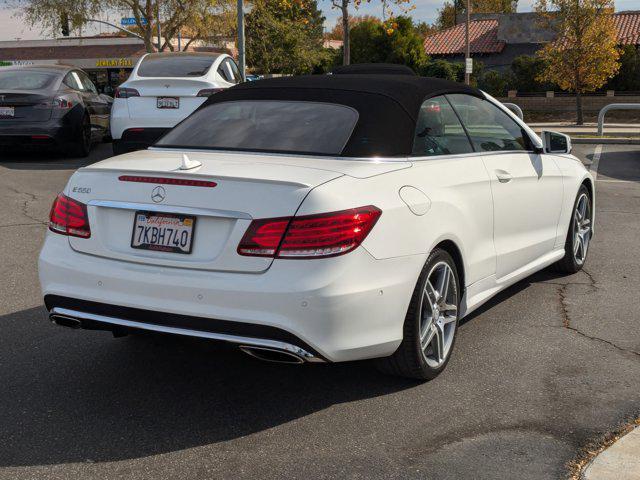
[[0, 305, 420, 467], [0, 143, 113, 171], [594, 149, 640, 182]]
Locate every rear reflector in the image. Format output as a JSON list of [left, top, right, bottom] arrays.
[[238, 206, 381, 259], [118, 176, 217, 188], [49, 193, 91, 238]]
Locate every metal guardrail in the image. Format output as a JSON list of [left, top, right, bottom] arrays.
[[598, 103, 640, 136], [503, 103, 524, 120]]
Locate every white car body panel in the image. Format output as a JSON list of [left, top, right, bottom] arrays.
[[110, 54, 235, 140], [40, 91, 594, 363]]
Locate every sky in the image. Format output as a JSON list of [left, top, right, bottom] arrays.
[[0, 0, 637, 41]]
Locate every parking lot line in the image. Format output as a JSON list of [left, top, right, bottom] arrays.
[[590, 144, 603, 181]]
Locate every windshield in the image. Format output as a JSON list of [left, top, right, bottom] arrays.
[[137, 54, 218, 77], [0, 71, 57, 90], [156, 100, 359, 156]]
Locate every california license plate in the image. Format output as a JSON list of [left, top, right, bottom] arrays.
[[0, 107, 14, 118], [131, 211, 195, 254], [157, 97, 179, 109]]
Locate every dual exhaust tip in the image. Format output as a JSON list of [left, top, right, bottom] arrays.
[[49, 313, 308, 365]]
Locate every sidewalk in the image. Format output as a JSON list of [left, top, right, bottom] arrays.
[[528, 122, 640, 137], [582, 426, 640, 480]]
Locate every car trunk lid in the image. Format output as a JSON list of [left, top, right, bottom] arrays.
[[0, 90, 53, 122], [66, 149, 350, 273]]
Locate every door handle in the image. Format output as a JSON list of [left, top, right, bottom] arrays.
[[495, 170, 513, 183]]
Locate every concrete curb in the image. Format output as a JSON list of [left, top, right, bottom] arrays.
[[582, 426, 640, 479], [571, 138, 640, 145]]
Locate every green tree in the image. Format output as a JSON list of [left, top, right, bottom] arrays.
[[535, 0, 620, 124], [436, 0, 517, 30], [17, 0, 232, 53], [349, 16, 428, 72], [330, 0, 413, 65], [246, 0, 329, 74], [605, 45, 640, 92], [510, 55, 555, 92]]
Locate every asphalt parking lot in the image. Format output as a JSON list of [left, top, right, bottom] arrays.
[[1, 143, 638, 479]]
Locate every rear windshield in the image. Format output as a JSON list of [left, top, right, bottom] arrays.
[[137, 54, 217, 77], [0, 71, 57, 90], [156, 100, 359, 156]]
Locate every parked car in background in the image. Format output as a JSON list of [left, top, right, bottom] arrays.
[[0, 65, 111, 157], [40, 71, 594, 380], [110, 52, 242, 155], [245, 74, 263, 82]]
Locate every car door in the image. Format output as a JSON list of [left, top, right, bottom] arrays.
[[447, 93, 563, 280], [410, 95, 496, 287], [77, 71, 110, 135]]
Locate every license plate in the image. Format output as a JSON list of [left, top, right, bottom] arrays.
[[0, 107, 14, 118], [131, 211, 195, 254], [157, 97, 179, 109]]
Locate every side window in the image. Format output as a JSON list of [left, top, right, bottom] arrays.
[[79, 72, 98, 93], [227, 59, 243, 83], [217, 63, 231, 83], [63, 72, 82, 91], [412, 95, 474, 157], [446, 94, 532, 152]]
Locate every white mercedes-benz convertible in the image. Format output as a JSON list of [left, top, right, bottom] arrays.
[[39, 66, 594, 379]]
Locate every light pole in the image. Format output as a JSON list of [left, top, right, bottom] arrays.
[[464, 0, 471, 85], [156, 0, 162, 51], [237, 0, 246, 81]]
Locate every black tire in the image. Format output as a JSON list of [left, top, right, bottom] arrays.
[[71, 114, 92, 158], [553, 185, 592, 274], [375, 248, 461, 380]]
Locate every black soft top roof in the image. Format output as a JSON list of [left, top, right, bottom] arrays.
[[200, 74, 483, 157]]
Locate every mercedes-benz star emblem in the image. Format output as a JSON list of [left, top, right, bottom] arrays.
[[151, 186, 166, 203]]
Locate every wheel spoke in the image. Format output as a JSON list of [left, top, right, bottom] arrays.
[[434, 322, 445, 362], [436, 266, 451, 302], [442, 303, 457, 316], [421, 323, 436, 351]]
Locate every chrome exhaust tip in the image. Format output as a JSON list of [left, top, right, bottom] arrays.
[[50, 314, 82, 329], [239, 345, 305, 364]]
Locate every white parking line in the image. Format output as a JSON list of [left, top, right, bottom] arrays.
[[590, 144, 603, 181]]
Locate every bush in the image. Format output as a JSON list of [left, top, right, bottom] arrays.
[[479, 70, 513, 97]]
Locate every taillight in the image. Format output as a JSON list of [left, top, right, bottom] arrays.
[[35, 97, 73, 109], [115, 87, 140, 98], [48, 193, 91, 238], [238, 206, 381, 259], [197, 88, 224, 97]]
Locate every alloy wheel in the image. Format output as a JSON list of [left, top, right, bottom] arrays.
[[573, 192, 592, 265], [419, 261, 458, 368]]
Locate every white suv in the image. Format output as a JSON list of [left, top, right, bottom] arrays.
[[110, 52, 242, 155]]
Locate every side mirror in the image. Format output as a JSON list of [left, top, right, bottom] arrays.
[[541, 130, 572, 154]]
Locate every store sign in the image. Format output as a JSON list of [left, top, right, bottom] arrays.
[[0, 60, 35, 67], [95, 58, 134, 68]]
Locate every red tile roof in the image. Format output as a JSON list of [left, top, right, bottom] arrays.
[[614, 11, 640, 45], [424, 12, 640, 55], [423, 19, 504, 55]]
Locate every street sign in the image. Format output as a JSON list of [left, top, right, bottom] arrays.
[[121, 17, 146, 26], [465, 58, 473, 74]]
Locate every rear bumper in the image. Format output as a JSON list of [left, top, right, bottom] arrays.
[[39, 233, 424, 362], [47, 299, 324, 362], [0, 118, 74, 147]]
